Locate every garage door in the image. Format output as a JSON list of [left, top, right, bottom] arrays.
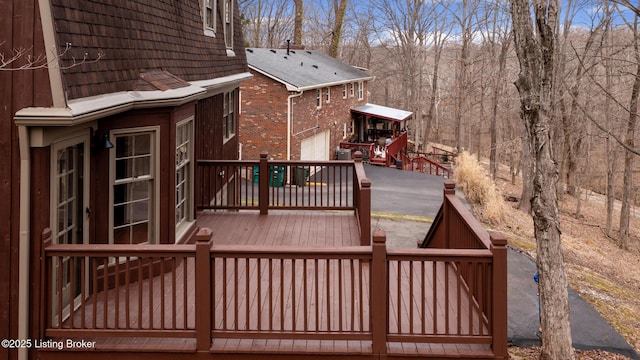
[[301, 130, 329, 161]]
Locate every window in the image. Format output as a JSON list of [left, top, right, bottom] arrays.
[[176, 120, 193, 231], [112, 130, 157, 245], [223, 91, 236, 141], [316, 89, 322, 108], [342, 84, 347, 99], [350, 83, 355, 97], [224, 0, 233, 48], [358, 81, 364, 100], [203, 0, 216, 36], [325, 87, 330, 103]]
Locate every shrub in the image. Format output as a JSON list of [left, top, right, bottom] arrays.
[[454, 151, 505, 224]]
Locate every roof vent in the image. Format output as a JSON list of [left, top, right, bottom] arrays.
[[300, 62, 303, 66], [312, 65, 318, 69], [247, 49, 254, 53], [306, 51, 312, 54], [284, 56, 288, 59], [270, 49, 277, 53]]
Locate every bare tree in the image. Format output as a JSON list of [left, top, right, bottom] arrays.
[[240, 0, 294, 48], [328, 0, 348, 58], [0, 42, 103, 71], [619, 9, 640, 249], [509, 0, 575, 358], [294, 0, 304, 45]]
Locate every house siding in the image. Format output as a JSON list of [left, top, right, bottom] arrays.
[[0, 0, 53, 355], [240, 71, 368, 161]]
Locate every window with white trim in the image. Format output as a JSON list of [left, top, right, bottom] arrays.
[[175, 120, 193, 230], [203, 0, 217, 36], [223, 0, 233, 48], [316, 89, 322, 108], [223, 91, 236, 141], [357, 81, 364, 100], [350, 83, 355, 97], [112, 130, 157, 245], [342, 84, 347, 98], [325, 87, 330, 103]]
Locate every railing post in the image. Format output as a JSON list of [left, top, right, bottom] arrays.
[[443, 180, 456, 248], [195, 227, 213, 352], [360, 178, 371, 246], [353, 151, 363, 214], [371, 229, 388, 354], [40, 228, 52, 339], [259, 152, 269, 215], [490, 232, 508, 358]]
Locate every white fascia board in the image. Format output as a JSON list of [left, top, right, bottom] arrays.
[[14, 72, 252, 127], [191, 72, 252, 94], [297, 76, 374, 92]]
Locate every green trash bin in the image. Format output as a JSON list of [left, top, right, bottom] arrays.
[[253, 166, 260, 183], [270, 166, 285, 187], [293, 166, 309, 187]]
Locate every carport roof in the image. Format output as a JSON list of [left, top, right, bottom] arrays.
[[351, 103, 413, 122]]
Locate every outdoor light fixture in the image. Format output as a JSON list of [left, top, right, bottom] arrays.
[[91, 128, 114, 150], [102, 134, 114, 149]]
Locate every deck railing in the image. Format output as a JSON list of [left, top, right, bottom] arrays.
[[41, 229, 506, 357], [196, 152, 367, 214], [40, 229, 197, 339], [39, 181, 507, 358], [196, 152, 371, 245]]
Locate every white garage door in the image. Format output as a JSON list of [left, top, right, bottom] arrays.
[[301, 130, 329, 161]]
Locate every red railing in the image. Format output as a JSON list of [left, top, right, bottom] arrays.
[[410, 155, 453, 178], [39, 181, 507, 358], [196, 152, 371, 245]]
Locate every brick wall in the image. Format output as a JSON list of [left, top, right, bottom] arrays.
[[240, 71, 368, 160], [239, 72, 290, 160]]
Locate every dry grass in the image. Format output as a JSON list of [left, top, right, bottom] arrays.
[[453, 151, 506, 224], [441, 144, 640, 358], [487, 165, 640, 357]]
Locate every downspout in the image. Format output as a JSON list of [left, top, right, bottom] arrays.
[[287, 90, 303, 161], [17, 125, 30, 360]]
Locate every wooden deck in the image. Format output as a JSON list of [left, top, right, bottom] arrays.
[[38, 178, 507, 359], [195, 211, 362, 247]]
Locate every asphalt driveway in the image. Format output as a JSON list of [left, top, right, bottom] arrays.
[[364, 164, 639, 359]]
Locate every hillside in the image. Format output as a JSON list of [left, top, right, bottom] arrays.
[[487, 166, 640, 358]]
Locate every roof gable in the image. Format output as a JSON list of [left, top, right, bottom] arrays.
[[246, 48, 372, 91]]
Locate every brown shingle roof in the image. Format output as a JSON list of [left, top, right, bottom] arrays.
[[51, 0, 247, 100]]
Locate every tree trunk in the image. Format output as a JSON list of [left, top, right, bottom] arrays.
[[328, 0, 348, 58], [294, 0, 304, 45], [619, 14, 640, 250], [510, 0, 574, 358]]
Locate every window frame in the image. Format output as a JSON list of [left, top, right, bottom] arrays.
[[316, 89, 322, 109], [350, 83, 355, 97], [109, 126, 160, 245], [325, 87, 330, 103], [357, 81, 364, 100], [223, 90, 236, 142], [223, 0, 233, 49], [342, 84, 347, 99], [202, 0, 217, 37], [175, 118, 195, 240]]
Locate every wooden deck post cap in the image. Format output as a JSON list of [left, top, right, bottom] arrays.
[[195, 227, 213, 242], [490, 232, 508, 246], [372, 229, 386, 243], [361, 178, 371, 188], [444, 179, 456, 189], [260, 151, 268, 159], [354, 151, 362, 162]]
